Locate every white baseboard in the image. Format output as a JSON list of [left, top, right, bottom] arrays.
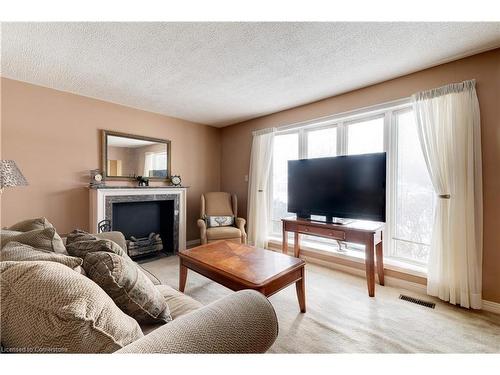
[[186, 239, 201, 248]]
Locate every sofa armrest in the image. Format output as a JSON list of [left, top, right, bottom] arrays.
[[94, 231, 127, 251], [115, 290, 278, 353]]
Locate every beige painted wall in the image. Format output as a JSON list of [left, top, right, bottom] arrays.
[[1, 78, 221, 240], [220, 48, 500, 303]]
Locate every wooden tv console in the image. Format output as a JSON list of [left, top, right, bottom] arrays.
[[282, 218, 385, 297]]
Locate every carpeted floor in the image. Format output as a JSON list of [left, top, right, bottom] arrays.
[[140, 255, 500, 353]]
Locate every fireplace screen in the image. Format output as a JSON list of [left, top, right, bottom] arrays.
[[111, 200, 174, 258]]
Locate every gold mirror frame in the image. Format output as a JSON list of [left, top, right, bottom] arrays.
[[101, 130, 172, 181]]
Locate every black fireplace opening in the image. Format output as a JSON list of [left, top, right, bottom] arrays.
[[112, 200, 174, 258]]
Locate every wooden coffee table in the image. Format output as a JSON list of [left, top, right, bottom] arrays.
[[179, 240, 306, 312]]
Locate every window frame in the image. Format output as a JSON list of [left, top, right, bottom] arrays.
[[267, 99, 433, 269]]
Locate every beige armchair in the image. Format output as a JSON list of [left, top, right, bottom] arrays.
[[197, 192, 247, 244]]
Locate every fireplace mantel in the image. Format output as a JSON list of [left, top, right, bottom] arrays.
[[89, 186, 187, 252]]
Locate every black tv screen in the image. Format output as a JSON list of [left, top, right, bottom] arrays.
[[287, 153, 386, 222]]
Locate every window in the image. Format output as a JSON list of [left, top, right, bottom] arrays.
[[347, 117, 384, 155], [390, 110, 434, 265], [307, 127, 337, 158], [268, 102, 436, 270]]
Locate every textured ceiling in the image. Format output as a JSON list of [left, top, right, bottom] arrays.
[[2, 22, 500, 127]]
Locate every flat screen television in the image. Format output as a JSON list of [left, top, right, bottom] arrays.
[[287, 152, 386, 223]]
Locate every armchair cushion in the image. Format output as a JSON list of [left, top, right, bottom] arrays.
[[203, 192, 234, 216], [206, 226, 242, 241]]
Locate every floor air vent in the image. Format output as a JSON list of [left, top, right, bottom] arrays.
[[399, 294, 435, 309]]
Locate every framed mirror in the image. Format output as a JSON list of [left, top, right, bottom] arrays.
[[102, 130, 171, 180]]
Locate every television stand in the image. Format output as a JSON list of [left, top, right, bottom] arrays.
[[282, 217, 385, 297]]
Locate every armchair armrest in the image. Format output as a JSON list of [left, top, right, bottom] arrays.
[[235, 217, 247, 243], [116, 290, 278, 353], [197, 218, 207, 244]]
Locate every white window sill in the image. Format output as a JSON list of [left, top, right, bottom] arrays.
[[267, 235, 427, 279]]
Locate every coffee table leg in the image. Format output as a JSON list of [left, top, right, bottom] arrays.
[[179, 260, 188, 292], [295, 268, 306, 313]]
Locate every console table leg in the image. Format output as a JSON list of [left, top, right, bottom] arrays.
[[295, 269, 306, 313], [365, 240, 375, 297], [376, 241, 385, 286], [294, 232, 300, 258], [179, 261, 188, 292], [282, 228, 288, 255]]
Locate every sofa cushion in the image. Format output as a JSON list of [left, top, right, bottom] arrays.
[[83, 251, 172, 324], [140, 284, 203, 335], [1, 241, 83, 270], [1, 227, 67, 254], [0, 261, 143, 353], [66, 229, 128, 259], [206, 226, 242, 240]]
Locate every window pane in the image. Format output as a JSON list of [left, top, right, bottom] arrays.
[[307, 127, 337, 158], [393, 110, 435, 264], [347, 117, 384, 155], [271, 133, 299, 234]]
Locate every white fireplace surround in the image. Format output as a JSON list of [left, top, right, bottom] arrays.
[[89, 187, 187, 252]]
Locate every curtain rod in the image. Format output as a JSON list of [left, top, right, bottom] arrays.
[[255, 97, 411, 134]]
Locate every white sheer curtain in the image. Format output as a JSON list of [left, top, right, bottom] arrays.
[[247, 128, 276, 248], [412, 80, 483, 309]]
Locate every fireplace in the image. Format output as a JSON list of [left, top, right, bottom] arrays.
[[89, 187, 187, 256], [111, 200, 174, 258]]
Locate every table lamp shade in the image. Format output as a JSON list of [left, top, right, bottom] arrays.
[[0, 160, 28, 188]]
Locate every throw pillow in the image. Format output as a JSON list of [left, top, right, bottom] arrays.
[[65, 229, 128, 259], [206, 215, 235, 228], [0, 229, 22, 243], [83, 251, 172, 324], [8, 217, 55, 232], [1, 241, 83, 271], [1, 261, 143, 353], [1, 227, 67, 254]]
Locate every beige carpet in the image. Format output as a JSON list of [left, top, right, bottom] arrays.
[[140, 255, 500, 353]]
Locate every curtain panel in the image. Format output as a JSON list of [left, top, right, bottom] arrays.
[[247, 128, 276, 248], [412, 79, 483, 309]]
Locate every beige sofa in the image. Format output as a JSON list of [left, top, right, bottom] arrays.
[[1, 230, 278, 353]]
